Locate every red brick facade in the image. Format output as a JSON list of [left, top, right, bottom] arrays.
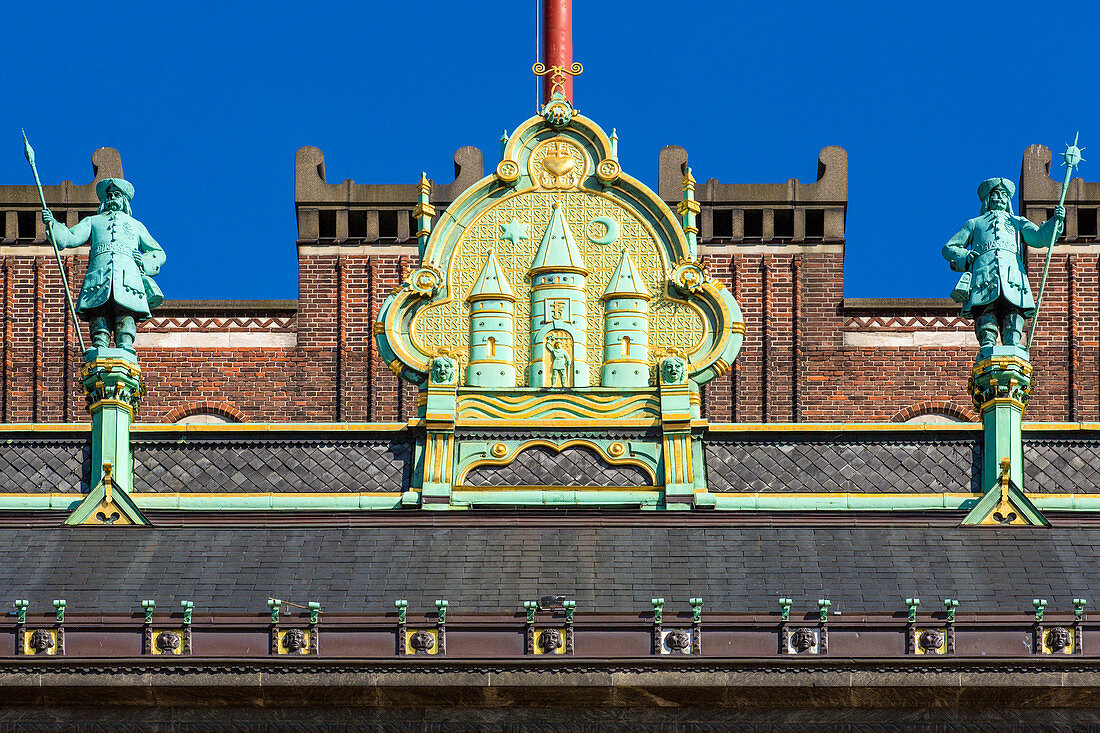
[[1, 144, 1097, 424]]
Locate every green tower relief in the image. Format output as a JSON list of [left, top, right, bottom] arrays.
[[600, 249, 650, 388], [528, 201, 589, 389], [466, 249, 517, 388], [375, 94, 745, 509]]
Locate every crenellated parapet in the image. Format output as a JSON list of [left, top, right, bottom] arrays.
[[0, 148, 123, 244], [1020, 144, 1100, 242], [658, 145, 847, 244], [294, 145, 484, 245]]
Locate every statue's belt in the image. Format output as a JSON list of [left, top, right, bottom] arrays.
[[972, 241, 1019, 254], [90, 242, 140, 258]]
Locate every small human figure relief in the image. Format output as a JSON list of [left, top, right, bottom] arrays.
[[545, 332, 573, 388]]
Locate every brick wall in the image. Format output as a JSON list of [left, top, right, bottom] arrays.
[[1, 145, 1096, 425]]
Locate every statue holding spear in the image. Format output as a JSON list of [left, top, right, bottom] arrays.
[[942, 136, 1082, 352], [22, 132, 165, 356]]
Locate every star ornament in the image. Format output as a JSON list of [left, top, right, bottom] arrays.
[[500, 218, 529, 245]]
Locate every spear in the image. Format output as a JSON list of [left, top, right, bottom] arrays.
[[21, 130, 86, 352], [1027, 133, 1085, 350]]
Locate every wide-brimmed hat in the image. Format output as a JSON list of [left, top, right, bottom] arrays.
[[977, 177, 1015, 202], [95, 177, 134, 202]]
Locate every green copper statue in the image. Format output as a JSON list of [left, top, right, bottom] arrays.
[[42, 178, 165, 353], [943, 178, 1063, 348], [548, 339, 571, 388]]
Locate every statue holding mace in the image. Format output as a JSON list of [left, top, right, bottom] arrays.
[[24, 133, 165, 355], [943, 136, 1083, 352]]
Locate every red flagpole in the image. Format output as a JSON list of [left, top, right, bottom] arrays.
[[542, 0, 573, 104]]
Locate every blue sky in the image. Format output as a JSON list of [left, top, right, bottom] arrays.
[[4, 0, 1097, 300]]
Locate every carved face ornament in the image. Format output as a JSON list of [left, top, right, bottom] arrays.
[[283, 628, 306, 653], [1048, 626, 1072, 653], [156, 631, 181, 652], [29, 629, 52, 654], [790, 627, 816, 653], [410, 630, 435, 653], [539, 627, 563, 652], [918, 629, 944, 652], [665, 629, 691, 653]]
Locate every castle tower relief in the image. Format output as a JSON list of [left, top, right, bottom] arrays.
[[528, 201, 589, 388], [600, 249, 650, 387], [466, 249, 517, 388], [375, 84, 745, 508]]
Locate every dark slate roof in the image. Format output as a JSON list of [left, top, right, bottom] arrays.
[[704, 432, 982, 493], [1025, 434, 1100, 493], [0, 434, 89, 493], [131, 434, 413, 493], [2, 524, 1098, 614]]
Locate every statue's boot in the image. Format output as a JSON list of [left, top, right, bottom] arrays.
[[975, 307, 999, 349], [115, 315, 137, 354], [90, 316, 111, 349], [1001, 311, 1025, 347]]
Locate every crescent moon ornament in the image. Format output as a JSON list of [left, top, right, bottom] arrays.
[[588, 217, 620, 245]]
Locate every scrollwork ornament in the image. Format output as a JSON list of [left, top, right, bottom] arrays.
[[408, 267, 442, 297], [671, 260, 708, 295]]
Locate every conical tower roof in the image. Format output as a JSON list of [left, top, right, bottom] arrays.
[[601, 249, 650, 301], [466, 249, 516, 302], [529, 202, 588, 275]]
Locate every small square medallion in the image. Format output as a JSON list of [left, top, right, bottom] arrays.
[[151, 629, 185, 655], [913, 628, 947, 655], [405, 629, 438, 655], [660, 628, 693, 655], [277, 628, 311, 655], [533, 627, 566, 655]]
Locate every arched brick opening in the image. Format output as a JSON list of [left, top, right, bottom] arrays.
[[890, 400, 977, 424], [164, 402, 248, 424]]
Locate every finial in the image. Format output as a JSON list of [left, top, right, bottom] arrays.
[[552, 201, 562, 210], [102, 462, 113, 504], [500, 130, 509, 159], [682, 167, 697, 189], [610, 128, 619, 160]]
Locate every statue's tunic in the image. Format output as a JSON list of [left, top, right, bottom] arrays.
[[942, 211, 1052, 318], [49, 211, 164, 320]]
